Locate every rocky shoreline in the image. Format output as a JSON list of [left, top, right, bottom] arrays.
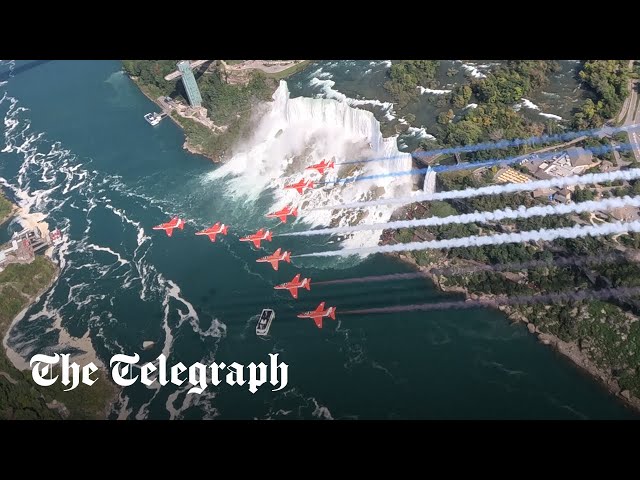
[[126, 76, 223, 163], [0, 202, 18, 227], [182, 139, 220, 163], [392, 251, 640, 414], [0, 204, 120, 419]]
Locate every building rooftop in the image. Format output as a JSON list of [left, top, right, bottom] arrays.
[[532, 169, 554, 180], [532, 187, 556, 198], [567, 147, 594, 167], [610, 206, 638, 221], [494, 167, 532, 184]]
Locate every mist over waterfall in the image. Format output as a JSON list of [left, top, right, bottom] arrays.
[[207, 80, 415, 251]]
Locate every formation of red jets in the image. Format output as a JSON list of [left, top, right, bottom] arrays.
[[152, 217, 185, 237], [195, 222, 228, 242], [266, 205, 298, 223], [152, 158, 337, 329], [297, 301, 336, 329], [239, 228, 273, 248], [284, 178, 314, 195]]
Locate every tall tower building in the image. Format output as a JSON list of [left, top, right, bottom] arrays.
[[177, 60, 202, 108], [423, 166, 436, 195]]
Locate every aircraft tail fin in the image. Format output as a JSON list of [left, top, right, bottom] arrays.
[[304, 278, 311, 291], [266, 231, 272, 242], [222, 225, 228, 235], [328, 307, 336, 320], [292, 207, 298, 217], [284, 251, 291, 263]]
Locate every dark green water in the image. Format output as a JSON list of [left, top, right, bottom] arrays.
[[0, 60, 636, 419]]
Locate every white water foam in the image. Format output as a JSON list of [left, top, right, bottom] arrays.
[[206, 81, 414, 254], [1, 85, 228, 419], [515, 98, 565, 121], [459, 62, 488, 79], [405, 126, 435, 141], [417, 86, 452, 95], [539, 112, 563, 121], [518, 98, 540, 110]]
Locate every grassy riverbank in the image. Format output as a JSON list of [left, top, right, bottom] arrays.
[[0, 192, 14, 224], [0, 234, 118, 419], [382, 60, 640, 412], [122, 60, 287, 161]]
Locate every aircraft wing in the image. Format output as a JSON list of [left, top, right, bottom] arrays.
[[289, 287, 298, 299], [270, 259, 279, 271], [208, 232, 217, 242], [166, 228, 174, 237], [292, 274, 301, 283], [252, 238, 261, 248], [313, 315, 323, 328], [316, 301, 325, 312]]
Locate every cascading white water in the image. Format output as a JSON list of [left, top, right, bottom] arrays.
[[207, 80, 415, 250]]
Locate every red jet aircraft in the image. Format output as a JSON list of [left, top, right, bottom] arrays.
[[266, 205, 298, 224], [274, 273, 310, 299], [297, 302, 336, 329], [306, 159, 335, 175], [195, 222, 228, 242], [152, 217, 185, 237], [239, 228, 272, 248], [284, 178, 314, 195], [256, 247, 291, 271]]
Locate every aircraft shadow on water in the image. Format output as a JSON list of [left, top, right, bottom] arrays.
[[0, 60, 52, 83]]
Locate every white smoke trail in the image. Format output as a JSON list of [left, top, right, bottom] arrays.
[[295, 220, 640, 258], [284, 196, 640, 237], [312, 169, 640, 212]]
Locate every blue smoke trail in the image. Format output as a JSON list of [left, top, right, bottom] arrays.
[[320, 142, 637, 186], [335, 123, 637, 166]]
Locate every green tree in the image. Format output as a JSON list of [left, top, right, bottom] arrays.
[[383, 61, 441, 106]]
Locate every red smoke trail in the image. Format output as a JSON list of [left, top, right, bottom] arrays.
[[314, 272, 430, 286], [341, 287, 640, 315], [432, 252, 628, 277], [313, 253, 629, 287]]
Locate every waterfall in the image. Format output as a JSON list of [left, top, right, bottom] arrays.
[[207, 81, 415, 250]]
